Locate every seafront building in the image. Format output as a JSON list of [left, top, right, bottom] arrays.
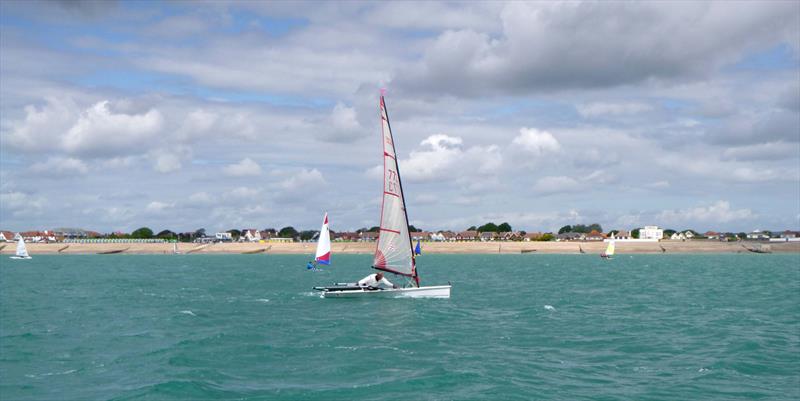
[[639, 226, 664, 240]]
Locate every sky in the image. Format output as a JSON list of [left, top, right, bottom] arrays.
[[1, 0, 799, 234]]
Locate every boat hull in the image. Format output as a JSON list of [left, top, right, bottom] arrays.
[[9, 256, 31, 260], [318, 285, 451, 299]]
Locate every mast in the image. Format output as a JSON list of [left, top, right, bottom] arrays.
[[383, 95, 419, 287], [373, 93, 419, 286]]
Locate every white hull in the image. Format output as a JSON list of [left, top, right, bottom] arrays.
[[9, 256, 31, 260], [321, 285, 451, 299]]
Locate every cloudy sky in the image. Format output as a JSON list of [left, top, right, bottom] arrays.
[[1, 1, 798, 234]]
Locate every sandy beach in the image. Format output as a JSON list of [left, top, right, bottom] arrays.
[[2, 240, 798, 255]]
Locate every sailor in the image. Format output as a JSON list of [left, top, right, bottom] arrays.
[[357, 272, 398, 289]]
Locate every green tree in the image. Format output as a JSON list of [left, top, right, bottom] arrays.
[[368, 226, 380, 232], [156, 229, 176, 239], [538, 233, 555, 241], [497, 222, 512, 232], [278, 226, 299, 239], [408, 225, 422, 232], [558, 225, 572, 234], [478, 222, 498, 232], [631, 228, 641, 239], [663, 229, 677, 237], [587, 223, 603, 233], [467, 226, 477, 231], [608, 229, 619, 237], [737, 232, 747, 239], [299, 230, 318, 241], [573, 224, 588, 233], [227, 229, 241, 241], [194, 228, 206, 238], [131, 227, 154, 239]]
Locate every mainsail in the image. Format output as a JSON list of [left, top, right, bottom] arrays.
[[605, 241, 616, 256], [373, 95, 417, 285], [16, 238, 29, 258], [315, 213, 331, 265]]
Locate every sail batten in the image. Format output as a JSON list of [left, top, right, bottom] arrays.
[[373, 95, 416, 282]]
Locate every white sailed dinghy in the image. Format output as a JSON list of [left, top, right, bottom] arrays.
[[315, 93, 451, 298], [601, 240, 615, 259], [10, 237, 32, 260], [307, 212, 331, 270]]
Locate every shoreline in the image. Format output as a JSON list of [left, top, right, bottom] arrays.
[[3, 241, 799, 255]]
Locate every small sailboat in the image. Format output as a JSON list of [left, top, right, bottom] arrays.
[[10, 237, 32, 260], [173, 241, 181, 254], [307, 212, 331, 270], [315, 93, 450, 298], [600, 240, 615, 259]]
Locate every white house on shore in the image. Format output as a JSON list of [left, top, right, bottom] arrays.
[[215, 232, 233, 241], [747, 230, 770, 240], [241, 229, 262, 242], [640, 226, 664, 240]]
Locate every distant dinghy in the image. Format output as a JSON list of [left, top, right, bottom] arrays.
[[600, 240, 615, 259], [308, 213, 331, 270], [10, 237, 32, 260]]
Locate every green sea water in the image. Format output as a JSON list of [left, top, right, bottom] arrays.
[[1, 254, 798, 400]]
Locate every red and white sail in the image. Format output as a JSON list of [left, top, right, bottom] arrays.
[[373, 95, 417, 284], [315, 213, 331, 265]]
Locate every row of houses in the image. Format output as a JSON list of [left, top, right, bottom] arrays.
[[4, 226, 798, 243], [0, 230, 60, 243]]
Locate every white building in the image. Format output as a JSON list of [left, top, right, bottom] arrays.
[[747, 230, 770, 240], [640, 226, 663, 240], [215, 232, 233, 241], [241, 229, 261, 242]]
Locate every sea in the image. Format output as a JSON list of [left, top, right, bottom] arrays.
[[1, 254, 798, 400]]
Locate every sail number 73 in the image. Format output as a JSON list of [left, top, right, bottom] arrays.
[[387, 169, 399, 193]]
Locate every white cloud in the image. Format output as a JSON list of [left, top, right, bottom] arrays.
[[62, 100, 164, 157], [225, 186, 262, 200], [322, 102, 364, 142], [397, 2, 799, 96], [402, 134, 502, 182], [532, 176, 581, 195], [30, 157, 89, 176], [187, 192, 215, 206], [279, 168, 326, 190], [0, 191, 45, 217], [177, 109, 219, 141], [150, 150, 184, 173], [223, 158, 263, 177], [577, 102, 653, 117], [657, 201, 756, 224], [145, 201, 174, 213], [512, 127, 560, 155], [4, 97, 80, 152], [722, 141, 798, 161]]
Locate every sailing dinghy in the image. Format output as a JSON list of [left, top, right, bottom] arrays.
[[315, 94, 450, 298], [308, 212, 331, 270], [600, 240, 615, 259], [10, 237, 32, 260]]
